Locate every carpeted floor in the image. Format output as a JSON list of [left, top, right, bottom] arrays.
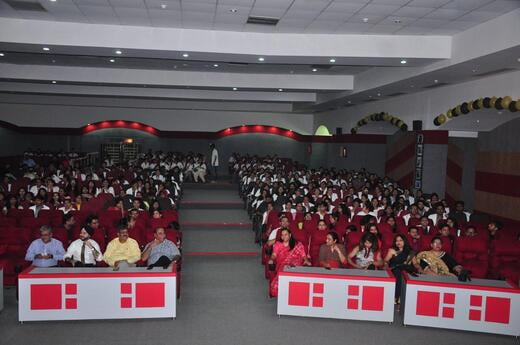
[[0, 183, 517, 345]]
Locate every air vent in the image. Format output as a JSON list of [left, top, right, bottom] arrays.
[[423, 82, 449, 89], [5, 0, 47, 11], [227, 62, 249, 66], [387, 92, 407, 97], [474, 68, 517, 78], [246, 16, 279, 26]]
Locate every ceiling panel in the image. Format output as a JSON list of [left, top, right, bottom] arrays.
[[0, 0, 514, 34]]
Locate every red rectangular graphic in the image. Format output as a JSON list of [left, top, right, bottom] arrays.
[[416, 291, 440, 317], [361, 286, 384, 311], [484, 297, 510, 324], [135, 283, 165, 308], [288, 282, 310, 306], [30, 284, 62, 310]]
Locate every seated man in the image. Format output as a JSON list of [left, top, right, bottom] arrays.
[[103, 224, 141, 270], [63, 213, 76, 236], [29, 195, 50, 217], [25, 225, 65, 267], [64, 226, 103, 267], [141, 227, 181, 269], [413, 236, 467, 278]]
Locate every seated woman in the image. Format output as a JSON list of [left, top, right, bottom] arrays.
[[413, 236, 465, 277], [384, 234, 414, 305], [269, 228, 311, 297], [319, 231, 347, 268], [309, 220, 330, 266], [347, 232, 383, 270]]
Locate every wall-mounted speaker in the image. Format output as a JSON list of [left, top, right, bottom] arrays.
[[413, 120, 423, 131], [336, 127, 343, 135]]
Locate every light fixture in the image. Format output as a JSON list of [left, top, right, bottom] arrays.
[[363, 17, 369, 23], [278, 88, 283, 92], [43, 47, 50, 51], [230, 8, 237, 13], [377, 92, 381, 96], [233, 87, 238, 91], [329, 58, 336, 63], [393, 18, 401, 24], [258, 57, 265, 62], [109, 59, 115, 63], [0, 53, 4, 57], [182, 53, 189, 58], [517, 57, 520, 62], [400, 59, 407, 64], [213, 64, 219, 67], [434, 79, 439, 83], [50, 0, 56, 2], [160, 3, 167, 9], [472, 69, 477, 73], [115, 50, 122, 55], [368, 95, 372, 98], [51, 81, 56, 84], [312, 68, 318, 72], [347, 100, 351, 104]]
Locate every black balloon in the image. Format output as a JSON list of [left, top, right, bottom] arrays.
[[495, 97, 504, 110], [509, 101, 518, 112], [461, 102, 470, 114], [472, 100, 480, 110], [452, 108, 459, 117], [483, 97, 491, 108]]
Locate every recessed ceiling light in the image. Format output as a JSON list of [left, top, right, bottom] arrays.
[[434, 79, 439, 83], [312, 68, 318, 72], [51, 81, 56, 84], [109, 59, 115, 63], [50, 0, 56, 2], [258, 57, 265, 62], [368, 95, 372, 98], [347, 100, 351, 104], [400, 59, 407, 64], [517, 57, 520, 62], [160, 4, 167, 9], [230, 8, 237, 13], [115, 50, 122, 55], [472, 68, 477, 73], [52, 59, 56, 63], [329, 58, 336, 63], [182, 53, 189, 58], [278, 88, 283, 92], [233, 87, 238, 91], [0, 53, 4, 57], [43, 47, 50, 51], [363, 17, 369, 23], [377, 92, 381, 96], [476, 120, 480, 123], [393, 18, 401, 24], [213, 64, 219, 67], [173, 65, 177, 69]]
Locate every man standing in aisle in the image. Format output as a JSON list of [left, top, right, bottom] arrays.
[[210, 143, 219, 182]]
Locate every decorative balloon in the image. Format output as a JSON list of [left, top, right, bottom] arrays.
[[350, 112, 408, 134], [433, 96, 519, 127]]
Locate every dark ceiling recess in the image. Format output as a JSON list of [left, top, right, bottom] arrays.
[[387, 92, 407, 97], [474, 67, 517, 78], [423, 82, 449, 89], [5, 0, 47, 11], [246, 16, 279, 25], [363, 98, 377, 103], [311, 64, 333, 71]]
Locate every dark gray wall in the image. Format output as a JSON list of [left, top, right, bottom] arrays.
[[449, 137, 478, 210], [0, 127, 23, 156], [320, 143, 386, 176], [422, 144, 448, 197], [479, 117, 520, 152]]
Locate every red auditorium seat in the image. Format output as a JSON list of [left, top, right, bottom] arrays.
[[345, 231, 363, 255], [99, 210, 124, 229], [490, 237, 520, 281], [20, 217, 46, 231], [50, 227, 69, 246], [454, 236, 489, 278], [162, 210, 179, 224], [0, 217, 17, 228], [0, 227, 32, 285]]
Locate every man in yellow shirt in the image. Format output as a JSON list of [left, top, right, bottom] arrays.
[[104, 224, 141, 269]]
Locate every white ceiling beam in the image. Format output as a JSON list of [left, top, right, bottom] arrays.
[[0, 17, 451, 61], [0, 63, 352, 91], [0, 82, 316, 103]]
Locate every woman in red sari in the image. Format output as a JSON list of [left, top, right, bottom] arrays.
[[269, 228, 311, 297]]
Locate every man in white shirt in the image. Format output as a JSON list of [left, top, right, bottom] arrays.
[[29, 195, 50, 217], [64, 226, 103, 267], [210, 143, 219, 182]]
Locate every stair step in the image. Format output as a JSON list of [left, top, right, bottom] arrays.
[[180, 201, 243, 209], [181, 222, 252, 229]]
